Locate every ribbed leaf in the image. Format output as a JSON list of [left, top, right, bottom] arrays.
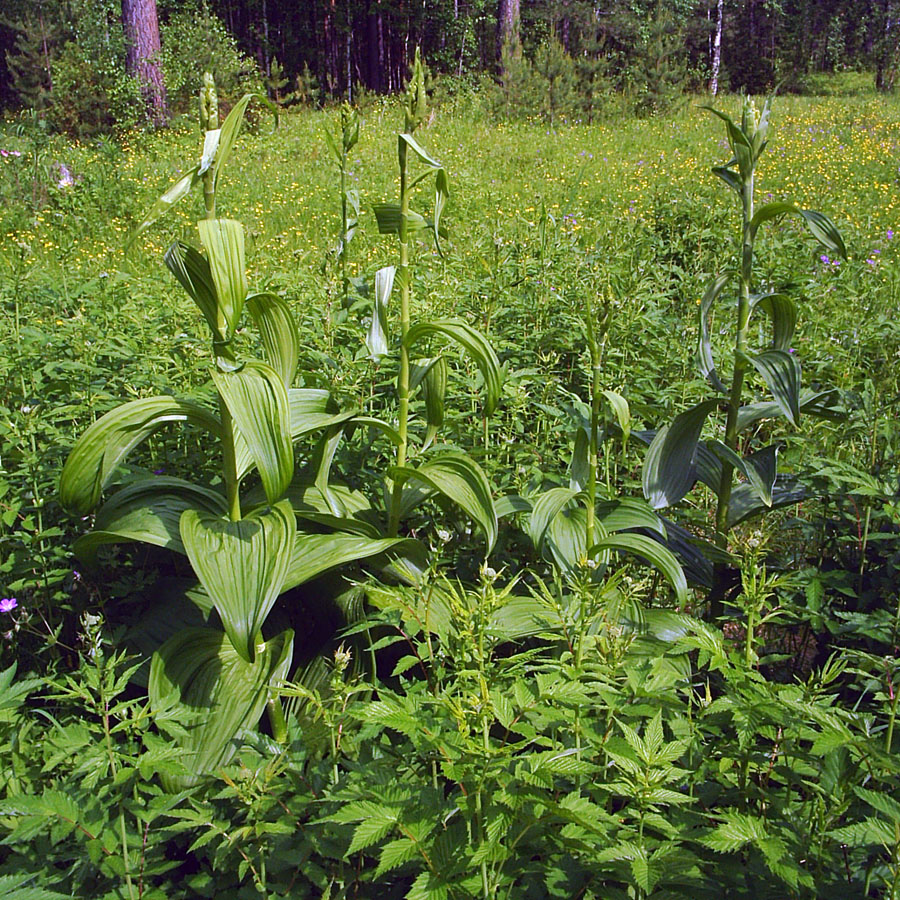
[[415, 356, 447, 449], [399, 132, 442, 169], [590, 533, 688, 605], [211, 93, 265, 192], [433, 167, 449, 256], [164, 241, 222, 340], [568, 427, 589, 491], [709, 441, 779, 507], [642, 400, 719, 509], [246, 292, 299, 389], [148, 625, 292, 789], [697, 272, 731, 392], [197, 218, 247, 338], [392, 451, 498, 552], [130, 163, 201, 242], [596, 498, 666, 536], [711, 164, 741, 195], [527, 487, 579, 549], [752, 292, 796, 352], [74, 477, 227, 563], [214, 362, 293, 503], [547, 505, 593, 573], [180, 499, 295, 662], [198, 127, 220, 175], [367, 265, 395, 362], [745, 349, 801, 426], [727, 476, 806, 529], [404, 318, 502, 416], [601, 389, 631, 441], [749, 201, 846, 257], [737, 388, 843, 432], [60, 397, 221, 516], [283, 533, 423, 591], [372, 203, 427, 234]]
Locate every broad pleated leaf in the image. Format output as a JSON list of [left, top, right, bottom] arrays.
[[392, 451, 498, 552], [527, 487, 579, 549], [149, 625, 292, 789], [246, 292, 300, 388], [496, 494, 532, 518], [74, 477, 227, 564], [348, 415, 403, 447], [311, 425, 345, 515], [590, 533, 688, 605], [399, 132, 442, 169], [130, 163, 201, 242], [711, 164, 741, 195], [418, 356, 447, 449], [697, 272, 731, 392], [367, 265, 395, 362], [737, 388, 842, 433], [596, 498, 666, 536], [284, 479, 382, 538], [749, 201, 846, 257], [433, 167, 450, 256], [727, 476, 806, 529], [372, 203, 427, 234], [198, 127, 221, 175], [164, 241, 222, 339], [642, 400, 719, 509], [404, 318, 502, 415], [752, 292, 796, 352], [60, 397, 222, 516], [547, 505, 595, 573], [283, 533, 423, 591], [601, 389, 631, 441], [568, 428, 589, 491], [709, 441, 779, 507], [745, 349, 801, 426], [212, 93, 254, 192], [197, 218, 247, 338], [181, 499, 295, 662], [694, 440, 723, 491], [214, 362, 293, 503]]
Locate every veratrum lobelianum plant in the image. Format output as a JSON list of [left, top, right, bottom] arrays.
[[58, 75, 415, 786], [641, 97, 847, 608]]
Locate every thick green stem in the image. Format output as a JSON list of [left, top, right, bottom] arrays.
[[218, 396, 241, 521], [389, 143, 411, 536], [715, 171, 754, 546]]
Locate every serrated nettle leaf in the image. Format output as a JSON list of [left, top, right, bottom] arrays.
[[198, 128, 221, 175], [197, 218, 247, 337], [74, 477, 228, 564], [164, 241, 223, 341], [214, 361, 293, 503], [246, 292, 300, 389], [744, 349, 801, 426], [367, 265, 395, 362], [751, 292, 797, 352], [404, 318, 502, 415], [180, 499, 294, 663], [590, 532, 688, 605], [130, 163, 201, 243], [392, 451, 498, 552], [60, 397, 222, 516], [697, 271, 731, 392], [642, 400, 719, 509], [148, 626, 292, 788]]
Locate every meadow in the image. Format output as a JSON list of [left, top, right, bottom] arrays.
[[1, 80, 899, 898]]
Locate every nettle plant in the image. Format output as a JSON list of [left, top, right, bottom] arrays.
[[641, 97, 846, 606], [58, 76, 416, 785]]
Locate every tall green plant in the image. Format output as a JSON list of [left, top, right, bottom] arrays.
[[59, 75, 411, 786], [640, 97, 846, 610]]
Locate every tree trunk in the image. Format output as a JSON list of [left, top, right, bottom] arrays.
[[122, 0, 167, 127], [710, 0, 724, 95], [498, 0, 521, 64]]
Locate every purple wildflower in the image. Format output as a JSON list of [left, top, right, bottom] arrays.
[[0, 598, 17, 614], [820, 255, 830, 265], [887, 229, 894, 240]]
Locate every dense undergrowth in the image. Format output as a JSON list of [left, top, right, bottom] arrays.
[[1, 80, 899, 898]]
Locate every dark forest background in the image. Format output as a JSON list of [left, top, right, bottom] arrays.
[[1, 1, 899, 134]]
